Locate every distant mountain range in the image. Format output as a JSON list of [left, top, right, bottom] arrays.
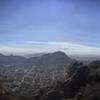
[[24, 51, 73, 66], [70, 54, 100, 61], [0, 54, 26, 65], [0, 51, 74, 68], [0, 51, 100, 65], [25, 52, 47, 58]]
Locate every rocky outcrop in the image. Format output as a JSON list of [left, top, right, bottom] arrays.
[[40, 90, 64, 100], [63, 66, 89, 98], [40, 66, 89, 100]]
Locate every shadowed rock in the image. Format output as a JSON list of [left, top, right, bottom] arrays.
[[63, 66, 89, 98], [40, 66, 89, 100], [40, 90, 64, 100]]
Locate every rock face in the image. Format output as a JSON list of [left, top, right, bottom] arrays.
[[40, 90, 64, 100], [40, 65, 89, 100], [63, 66, 89, 98], [88, 60, 100, 84], [78, 61, 100, 100], [89, 60, 100, 68]]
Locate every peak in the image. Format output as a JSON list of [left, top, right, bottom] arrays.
[[9, 54, 14, 56], [52, 51, 66, 55], [26, 51, 72, 65], [0, 53, 5, 56], [41, 51, 69, 59]]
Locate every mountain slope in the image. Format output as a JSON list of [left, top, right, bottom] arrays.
[[24, 51, 73, 66], [0, 54, 26, 65]]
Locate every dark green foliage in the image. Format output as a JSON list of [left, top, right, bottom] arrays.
[[79, 84, 100, 100]]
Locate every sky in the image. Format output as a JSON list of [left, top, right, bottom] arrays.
[[0, 0, 100, 55]]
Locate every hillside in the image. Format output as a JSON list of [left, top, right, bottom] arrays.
[[24, 51, 73, 66], [0, 52, 100, 100], [0, 54, 26, 65]]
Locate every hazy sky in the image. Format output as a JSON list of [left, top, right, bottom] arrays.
[[0, 0, 100, 55]]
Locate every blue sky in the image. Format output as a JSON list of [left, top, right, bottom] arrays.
[[0, 0, 100, 55]]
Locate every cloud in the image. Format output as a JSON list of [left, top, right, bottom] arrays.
[[0, 41, 100, 55]]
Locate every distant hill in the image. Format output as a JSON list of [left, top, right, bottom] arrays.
[[70, 55, 100, 65], [0, 51, 74, 67], [25, 52, 47, 58], [0, 54, 26, 65], [71, 55, 100, 61], [24, 51, 73, 66]]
